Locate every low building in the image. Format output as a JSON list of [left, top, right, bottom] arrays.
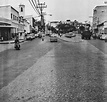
[[0, 5, 19, 40], [0, 4, 36, 41], [24, 15, 37, 33], [93, 5, 107, 34]]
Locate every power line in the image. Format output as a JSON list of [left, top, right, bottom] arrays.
[[34, 0, 41, 14], [37, 2, 47, 31], [29, 0, 39, 15], [28, 0, 40, 15], [30, 0, 41, 15]]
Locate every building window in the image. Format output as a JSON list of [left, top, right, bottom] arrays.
[[13, 15, 14, 20], [94, 10, 97, 14], [11, 14, 13, 19], [17, 17, 18, 21], [21, 7, 23, 12]]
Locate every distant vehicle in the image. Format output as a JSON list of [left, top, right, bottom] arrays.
[[97, 34, 102, 39], [81, 30, 92, 40], [65, 32, 76, 38], [38, 32, 43, 38], [34, 34, 38, 38], [100, 34, 107, 40], [46, 33, 51, 36], [50, 34, 58, 42], [92, 33, 97, 39], [26, 33, 35, 40]]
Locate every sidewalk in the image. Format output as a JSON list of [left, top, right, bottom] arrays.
[[58, 34, 83, 42], [0, 39, 25, 44]]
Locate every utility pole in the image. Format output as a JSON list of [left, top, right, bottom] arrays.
[[37, 2, 47, 32]]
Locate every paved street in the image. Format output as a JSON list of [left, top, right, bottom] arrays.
[[88, 39, 107, 54], [0, 37, 58, 89], [0, 36, 107, 102]]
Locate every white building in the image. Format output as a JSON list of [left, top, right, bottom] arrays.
[[0, 5, 19, 40], [24, 19, 31, 34], [93, 5, 107, 34], [0, 4, 33, 41], [24, 15, 37, 33]]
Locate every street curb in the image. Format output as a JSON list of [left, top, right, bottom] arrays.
[[0, 40, 25, 44]]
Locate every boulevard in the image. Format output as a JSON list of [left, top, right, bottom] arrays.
[[0, 35, 107, 102]]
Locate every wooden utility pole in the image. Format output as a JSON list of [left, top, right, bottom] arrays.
[[37, 2, 47, 31]]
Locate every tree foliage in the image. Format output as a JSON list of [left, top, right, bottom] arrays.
[[56, 23, 76, 33]]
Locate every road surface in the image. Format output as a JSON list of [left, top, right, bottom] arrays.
[[0, 36, 107, 102]]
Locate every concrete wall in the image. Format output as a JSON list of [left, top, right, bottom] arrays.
[[0, 6, 11, 19]]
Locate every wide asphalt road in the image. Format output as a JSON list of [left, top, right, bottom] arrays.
[[0, 36, 107, 102], [0, 37, 60, 89]]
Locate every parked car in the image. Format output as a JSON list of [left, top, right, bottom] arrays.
[[46, 33, 51, 36], [26, 33, 35, 40], [100, 34, 107, 40], [92, 33, 97, 39], [50, 34, 58, 42], [34, 34, 38, 38], [97, 34, 102, 39]]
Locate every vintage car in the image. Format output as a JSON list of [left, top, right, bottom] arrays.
[[50, 34, 58, 42], [26, 33, 35, 40]]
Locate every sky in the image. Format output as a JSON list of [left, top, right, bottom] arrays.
[[0, 0, 106, 23]]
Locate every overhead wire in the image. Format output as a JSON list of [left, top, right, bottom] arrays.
[[28, 0, 39, 15], [31, 0, 41, 15], [28, 0, 40, 16], [34, 0, 41, 14], [30, 0, 41, 15]]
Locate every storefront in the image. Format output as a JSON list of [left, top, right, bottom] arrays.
[[0, 26, 17, 41]]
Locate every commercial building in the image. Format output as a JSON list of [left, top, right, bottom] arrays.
[[0, 5, 19, 40], [0, 4, 35, 41], [24, 15, 37, 33], [93, 5, 107, 34]]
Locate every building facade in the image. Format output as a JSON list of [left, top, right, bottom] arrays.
[[93, 5, 107, 34], [24, 15, 37, 33], [0, 4, 36, 41], [0, 5, 19, 40]]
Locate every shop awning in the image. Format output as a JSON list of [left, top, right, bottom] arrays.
[[0, 25, 16, 28], [0, 17, 11, 25]]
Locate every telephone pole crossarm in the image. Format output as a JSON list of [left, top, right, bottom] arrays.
[[36, 2, 47, 31]]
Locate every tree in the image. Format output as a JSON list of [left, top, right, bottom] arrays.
[[56, 23, 76, 33]]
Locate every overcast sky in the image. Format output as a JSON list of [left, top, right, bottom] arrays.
[[0, 0, 106, 23]]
